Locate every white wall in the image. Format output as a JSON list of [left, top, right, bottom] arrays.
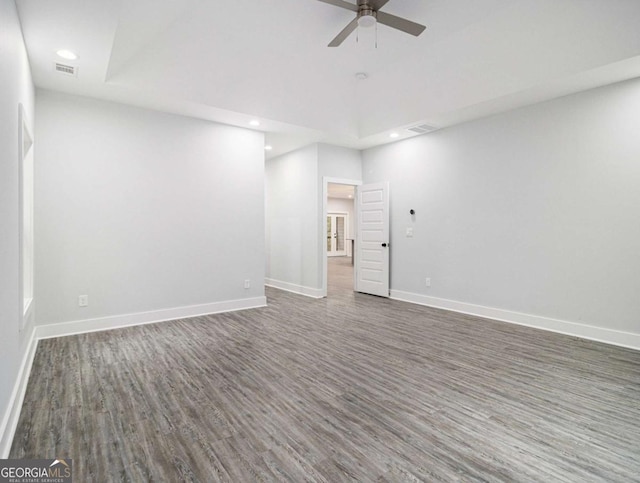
[[362, 78, 640, 342], [265, 143, 361, 295], [317, 143, 362, 181], [265, 144, 319, 293], [0, 0, 35, 455], [35, 90, 266, 327]]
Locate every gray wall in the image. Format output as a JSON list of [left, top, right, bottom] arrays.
[[35, 90, 266, 326], [0, 0, 35, 454], [362, 78, 640, 335]]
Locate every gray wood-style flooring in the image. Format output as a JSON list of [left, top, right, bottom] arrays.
[[11, 257, 640, 481]]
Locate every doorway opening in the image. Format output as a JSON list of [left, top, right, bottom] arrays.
[[327, 213, 348, 257], [327, 183, 355, 296], [325, 182, 356, 296]]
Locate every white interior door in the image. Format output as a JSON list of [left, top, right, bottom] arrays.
[[327, 213, 347, 257], [355, 182, 389, 297]]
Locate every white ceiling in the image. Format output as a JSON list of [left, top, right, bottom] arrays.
[[16, 0, 640, 159]]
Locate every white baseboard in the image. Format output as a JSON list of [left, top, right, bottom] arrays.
[[0, 327, 38, 458], [390, 290, 640, 351], [35, 296, 267, 340], [265, 279, 324, 299]]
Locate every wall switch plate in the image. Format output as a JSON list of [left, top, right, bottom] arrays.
[[78, 295, 89, 307], [244, 280, 251, 289], [425, 278, 431, 287], [406, 227, 414, 237]]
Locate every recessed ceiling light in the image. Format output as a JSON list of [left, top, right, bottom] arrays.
[[56, 49, 78, 60], [390, 132, 399, 138], [264, 145, 273, 151], [249, 120, 260, 127], [355, 72, 368, 80], [348, 194, 353, 199]]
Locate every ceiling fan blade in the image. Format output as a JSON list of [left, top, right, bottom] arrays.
[[317, 0, 358, 12], [376, 11, 426, 36], [368, 0, 390, 11], [328, 17, 359, 47]]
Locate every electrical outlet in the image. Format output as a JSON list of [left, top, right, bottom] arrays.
[[78, 295, 89, 307], [425, 278, 431, 287], [406, 227, 414, 238], [244, 279, 251, 289]]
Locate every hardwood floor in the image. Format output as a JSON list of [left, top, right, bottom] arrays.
[[327, 255, 354, 295], [11, 258, 640, 481]]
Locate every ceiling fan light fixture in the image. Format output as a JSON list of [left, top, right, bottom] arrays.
[[320, 0, 426, 47], [357, 10, 377, 28]]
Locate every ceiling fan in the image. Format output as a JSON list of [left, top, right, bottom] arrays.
[[318, 0, 426, 47]]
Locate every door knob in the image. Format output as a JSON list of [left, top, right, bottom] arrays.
[[381, 243, 388, 247]]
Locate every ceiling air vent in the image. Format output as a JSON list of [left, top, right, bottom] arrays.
[[408, 123, 437, 134], [54, 62, 77, 77]]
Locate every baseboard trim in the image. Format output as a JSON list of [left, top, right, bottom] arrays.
[[35, 296, 267, 340], [265, 279, 324, 299], [0, 327, 38, 458], [390, 290, 640, 351]]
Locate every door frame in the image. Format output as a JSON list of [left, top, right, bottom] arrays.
[[322, 177, 362, 297]]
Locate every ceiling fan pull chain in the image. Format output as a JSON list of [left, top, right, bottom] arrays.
[[375, 21, 378, 49]]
